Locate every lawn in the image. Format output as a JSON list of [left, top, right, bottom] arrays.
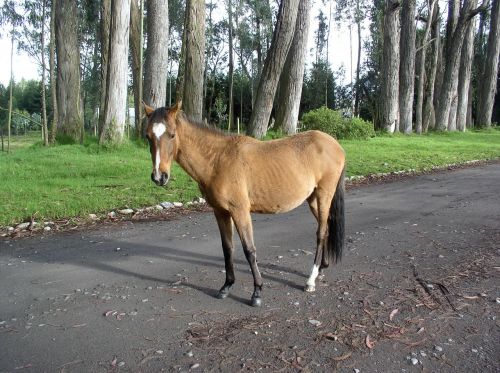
[[0, 129, 499, 227]]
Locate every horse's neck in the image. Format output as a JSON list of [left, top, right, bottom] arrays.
[[175, 121, 226, 186]]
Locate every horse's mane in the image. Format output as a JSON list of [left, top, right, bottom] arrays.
[[178, 112, 236, 138]]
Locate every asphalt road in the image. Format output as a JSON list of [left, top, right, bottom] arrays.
[[1, 163, 499, 372]]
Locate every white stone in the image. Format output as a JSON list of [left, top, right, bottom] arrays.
[[410, 358, 419, 365], [118, 209, 134, 215], [44, 226, 51, 232], [160, 202, 174, 209], [173, 202, 183, 207], [16, 222, 31, 230], [107, 211, 116, 218], [308, 319, 322, 326]]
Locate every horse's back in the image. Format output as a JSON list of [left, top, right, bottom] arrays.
[[213, 130, 345, 214]]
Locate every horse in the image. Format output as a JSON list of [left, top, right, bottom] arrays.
[[143, 101, 346, 307]]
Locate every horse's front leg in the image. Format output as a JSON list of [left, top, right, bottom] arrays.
[[214, 209, 235, 299], [231, 211, 263, 307]]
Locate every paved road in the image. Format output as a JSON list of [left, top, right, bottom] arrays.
[[1, 163, 499, 372]]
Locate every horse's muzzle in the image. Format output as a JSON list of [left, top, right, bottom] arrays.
[[151, 172, 169, 186]]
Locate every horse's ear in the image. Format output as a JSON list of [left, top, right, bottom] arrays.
[[170, 100, 182, 117], [143, 101, 154, 117]]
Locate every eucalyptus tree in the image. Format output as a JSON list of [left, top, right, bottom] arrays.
[[379, 0, 400, 133], [456, 5, 477, 131], [334, 0, 370, 116], [435, 0, 488, 131], [275, 0, 311, 135], [398, 0, 416, 133], [129, 0, 143, 136], [477, 0, 500, 127], [144, 0, 169, 111], [56, 0, 83, 142], [182, 0, 205, 121], [415, 0, 437, 134], [99, 0, 131, 144], [247, 0, 300, 138]]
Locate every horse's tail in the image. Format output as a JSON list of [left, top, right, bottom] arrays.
[[326, 166, 345, 264]]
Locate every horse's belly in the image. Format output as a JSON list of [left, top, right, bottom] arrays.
[[250, 186, 313, 214]]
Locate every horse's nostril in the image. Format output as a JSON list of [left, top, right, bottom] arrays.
[[160, 173, 169, 185]]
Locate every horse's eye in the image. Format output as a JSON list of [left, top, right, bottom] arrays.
[[170, 133, 176, 139]]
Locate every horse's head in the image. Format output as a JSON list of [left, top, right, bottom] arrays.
[[143, 101, 181, 187]]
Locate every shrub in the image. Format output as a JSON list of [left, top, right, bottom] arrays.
[[301, 107, 375, 140]]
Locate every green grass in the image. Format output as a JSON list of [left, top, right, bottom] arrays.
[[1, 129, 499, 227]]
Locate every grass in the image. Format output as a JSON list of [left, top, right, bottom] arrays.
[[1, 129, 499, 227]]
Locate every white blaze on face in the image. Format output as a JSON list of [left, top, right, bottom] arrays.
[[152, 122, 166, 176]]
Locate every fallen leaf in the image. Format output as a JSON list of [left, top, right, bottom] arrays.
[[324, 332, 338, 341], [389, 308, 399, 321], [461, 295, 479, 300], [332, 352, 352, 361], [110, 356, 117, 367], [103, 310, 116, 317], [365, 334, 375, 349]]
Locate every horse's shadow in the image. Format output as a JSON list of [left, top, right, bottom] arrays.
[[25, 238, 308, 306]]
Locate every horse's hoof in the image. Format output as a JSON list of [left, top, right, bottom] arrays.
[[216, 290, 229, 299], [251, 297, 262, 307], [304, 284, 316, 292]]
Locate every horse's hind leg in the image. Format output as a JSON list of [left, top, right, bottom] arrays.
[[305, 189, 333, 292], [307, 194, 329, 280], [231, 210, 263, 307], [214, 209, 235, 299]]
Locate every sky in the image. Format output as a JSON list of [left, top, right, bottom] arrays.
[[0, 1, 366, 87]]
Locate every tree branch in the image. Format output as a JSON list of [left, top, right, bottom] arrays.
[[467, 0, 490, 21]]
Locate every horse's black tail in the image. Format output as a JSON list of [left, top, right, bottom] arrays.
[[326, 167, 345, 264]]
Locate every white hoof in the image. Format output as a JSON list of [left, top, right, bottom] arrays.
[[304, 284, 316, 292]]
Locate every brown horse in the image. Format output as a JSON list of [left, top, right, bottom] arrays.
[[143, 101, 346, 307]]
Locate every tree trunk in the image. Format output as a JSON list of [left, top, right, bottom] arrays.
[[399, 0, 416, 134], [227, 0, 234, 131], [175, 14, 188, 103], [49, 0, 58, 144], [41, 0, 49, 146], [247, 0, 300, 138], [477, 0, 500, 127], [275, 0, 311, 135], [182, 0, 205, 121], [379, 0, 400, 133], [7, 28, 14, 153], [435, 0, 486, 131], [55, 0, 83, 143], [354, 2, 362, 117], [416, 0, 436, 134], [456, 8, 476, 131], [99, 0, 111, 137], [144, 0, 169, 109], [99, 0, 131, 144], [130, 0, 143, 137], [423, 3, 440, 131]]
